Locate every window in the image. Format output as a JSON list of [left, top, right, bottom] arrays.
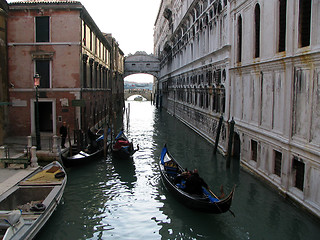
[[278, 0, 287, 52], [36, 16, 49, 42], [35, 60, 50, 88], [90, 30, 93, 51], [237, 15, 242, 63], [274, 150, 282, 177], [299, 0, 311, 48], [83, 22, 86, 46], [82, 54, 88, 88], [293, 157, 305, 191], [251, 140, 258, 161], [254, 4, 260, 58]]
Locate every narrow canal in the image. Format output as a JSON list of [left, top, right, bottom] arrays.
[[36, 101, 320, 240]]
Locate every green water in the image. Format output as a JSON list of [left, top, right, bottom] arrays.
[[36, 101, 320, 240]]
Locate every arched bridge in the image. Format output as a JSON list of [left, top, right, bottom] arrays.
[[124, 51, 160, 78], [124, 89, 153, 101]]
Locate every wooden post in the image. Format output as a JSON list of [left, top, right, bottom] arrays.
[[213, 115, 224, 154], [226, 118, 235, 168], [67, 126, 72, 157]]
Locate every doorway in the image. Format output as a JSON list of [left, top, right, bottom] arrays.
[[34, 101, 53, 132]]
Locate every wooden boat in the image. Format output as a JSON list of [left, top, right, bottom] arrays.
[[111, 130, 139, 159], [61, 146, 104, 168], [159, 145, 235, 214], [0, 161, 67, 240], [61, 130, 107, 168], [134, 96, 143, 101]]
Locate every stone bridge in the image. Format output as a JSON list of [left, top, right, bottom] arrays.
[[124, 89, 153, 101], [124, 51, 160, 78]]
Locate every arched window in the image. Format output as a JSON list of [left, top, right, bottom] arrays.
[[237, 15, 242, 62], [278, 0, 287, 52], [299, 0, 311, 47], [254, 4, 260, 58]]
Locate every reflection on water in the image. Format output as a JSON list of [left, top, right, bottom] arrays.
[[36, 101, 320, 240]]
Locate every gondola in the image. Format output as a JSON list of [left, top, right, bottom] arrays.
[[60, 129, 107, 168], [111, 130, 139, 159], [0, 161, 67, 240], [61, 146, 104, 168], [159, 145, 235, 214]]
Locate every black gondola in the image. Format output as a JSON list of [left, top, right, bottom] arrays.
[[61, 147, 104, 168], [159, 145, 235, 214], [60, 129, 107, 168], [111, 130, 139, 159]]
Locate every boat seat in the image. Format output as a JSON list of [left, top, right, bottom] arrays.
[[164, 160, 178, 178], [79, 151, 90, 157], [164, 166, 178, 177]]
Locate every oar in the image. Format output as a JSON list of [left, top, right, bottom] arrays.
[[202, 187, 223, 213], [208, 188, 236, 218]]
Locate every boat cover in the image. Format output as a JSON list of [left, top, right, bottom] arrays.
[[0, 210, 22, 227]]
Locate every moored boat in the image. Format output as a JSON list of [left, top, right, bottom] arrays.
[[111, 130, 139, 159], [159, 145, 235, 214], [61, 128, 108, 168], [61, 147, 104, 168], [0, 161, 67, 240], [134, 96, 143, 101]]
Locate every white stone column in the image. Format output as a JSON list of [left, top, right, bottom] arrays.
[[0, 146, 6, 158], [27, 136, 32, 148], [52, 135, 58, 153], [0, 146, 6, 168], [30, 146, 38, 168]]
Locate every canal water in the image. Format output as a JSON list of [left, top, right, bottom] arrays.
[[36, 101, 320, 240]]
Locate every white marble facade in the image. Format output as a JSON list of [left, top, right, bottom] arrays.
[[154, 0, 320, 217]]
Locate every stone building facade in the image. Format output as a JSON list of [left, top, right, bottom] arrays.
[[0, 0, 8, 145], [154, 0, 320, 217], [7, 0, 124, 140]]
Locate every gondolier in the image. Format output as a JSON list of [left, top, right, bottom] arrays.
[[185, 169, 208, 195], [159, 144, 235, 214]]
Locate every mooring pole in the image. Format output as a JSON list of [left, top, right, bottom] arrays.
[[213, 115, 224, 154], [104, 124, 108, 157], [226, 118, 235, 168]]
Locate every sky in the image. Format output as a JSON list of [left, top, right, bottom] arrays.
[[7, 0, 162, 83]]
